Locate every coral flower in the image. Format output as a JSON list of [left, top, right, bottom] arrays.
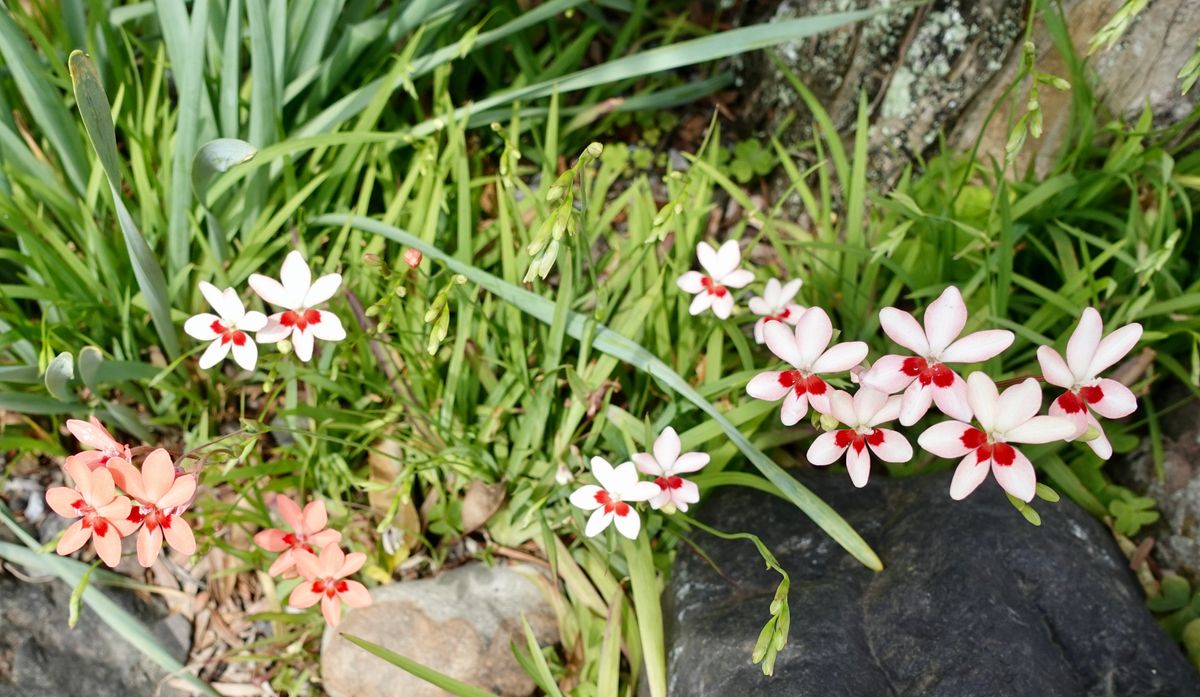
[[64, 416, 132, 471], [289, 545, 372, 627], [631, 427, 709, 513], [250, 250, 347, 362], [569, 457, 661, 539], [748, 278, 805, 344], [676, 240, 755, 319], [807, 388, 911, 487], [918, 373, 1076, 502], [1037, 308, 1142, 459], [745, 307, 868, 424], [184, 281, 269, 370], [254, 496, 342, 578], [862, 286, 1014, 425], [108, 449, 197, 568], [45, 460, 132, 567]]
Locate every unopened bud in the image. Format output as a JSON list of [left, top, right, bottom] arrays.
[[660, 502, 678, 516], [555, 463, 572, 486], [403, 248, 423, 269], [1079, 426, 1101, 442], [819, 413, 840, 431], [277, 339, 293, 356]]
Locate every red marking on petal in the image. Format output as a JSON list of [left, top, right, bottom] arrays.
[[974, 443, 992, 464], [93, 519, 108, 537], [594, 490, 611, 506], [304, 308, 321, 325], [700, 276, 728, 298], [930, 364, 955, 388], [281, 310, 307, 330], [805, 375, 827, 395], [865, 429, 885, 446], [654, 476, 683, 490], [334, 580, 349, 593], [127, 507, 145, 524], [992, 443, 1016, 466], [778, 370, 800, 389], [231, 331, 247, 346], [160, 514, 173, 529], [1079, 385, 1104, 404], [902, 356, 926, 377], [210, 320, 226, 334], [834, 430, 856, 448], [311, 580, 326, 594], [1056, 391, 1085, 414], [613, 501, 631, 517], [72, 499, 86, 511], [960, 427, 987, 450], [766, 308, 791, 322], [851, 440, 866, 453]]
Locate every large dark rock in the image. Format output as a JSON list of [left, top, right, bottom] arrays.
[[0, 572, 189, 697], [665, 472, 1199, 696]]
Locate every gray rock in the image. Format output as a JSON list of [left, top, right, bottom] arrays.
[[665, 472, 1198, 696], [321, 563, 559, 697], [0, 573, 189, 697]]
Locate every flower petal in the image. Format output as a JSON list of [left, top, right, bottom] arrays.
[[653, 428, 681, 471], [1066, 308, 1102, 381], [898, 380, 933, 427], [671, 452, 710, 475], [92, 525, 124, 567], [184, 313, 222, 341], [255, 316, 291, 344], [612, 507, 642, 539], [248, 274, 297, 310], [66, 419, 119, 452], [88, 467, 117, 507], [254, 529, 290, 552], [722, 269, 754, 289], [923, 286, 968, 355], [56, 521, 91, 555], [1037, 346, 1075, 389], [570, 484, 604, 510], [163, 515, 196, 556], [827, 390, 856, 427], [268, 549, 296, 577], [280, 251, 313, 299], [869, 395, 903, 426], [1048, 395, 1089, 440], [780, 390, 809, 425], [625, 481, 662, 503], [764, 321, 804, 369], [322, 594, 343, 626], [675, 478, 700, 507], [710, 293, 734, 320], [141, 448, 175, 503], [302, 501, 329, 535], [277, 496, 304, 532], [46, 487, 84, 518], [239, 310, 269, 332], [293, 549, 323, 581], [584, 508, 614, 537], [853, 388, 889, 425], [1089, 323, 1142, 378], [337, 551, 367, 578], [695, 241, 719, 276], [1088, 379, 1138, 419], [609, 461, 641, 498], [753, 318, 768, 344], [845, 446, 872, 488], [292, 327, 315, 362], [231, 339, 258, 371], [949, 453, 990, 500], [940, 330, 1014, 364], [631, 454, 663, 477], [304, 273, 342, 307], [64, 458, 93, 498], [918, 420, 976, 458], [677, 271, 704, 294], [1004, 415, 1079, 444], [995, 378, 1044, 434], [992, 447, 1036, 502], [289, 580, 322, 608], [806, 431, 847, 466], [1084, 413, 1113, 460], [931, 370, 972, 423], [199, 339, 232, 369], [309, 529, 342, 548], [965, 372, 999, 433], [795, 307, 833, 368], [159, 475, 197, 509], [339, 580, 372, 608], [590, 457, 619, 492], [199, 282, 233, 317], [137, 526, 164, 568], [867, 429, 912, 463], [711, 239, 741, 279], [688, 291, 714, 316], [748, 296, 771, 316], [746, 371, 791, 401], [860, 355, 916, 394], [811, 341, 868, 375], [879, 307, 929, 355]]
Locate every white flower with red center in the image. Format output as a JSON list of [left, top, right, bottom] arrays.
[[44, 460, 132, 567], [861, 286, 1014, 426], [249, 250, 347, 362], [568, 456, 661, 539], [64, 417, 132, 471], [676, 240, 755, 319], [748, 278, 805, 344], [183, 281, 268, 370], [631, 427, 709, 513], [807, 388, 911, 487], [918, 373, 1077, 502], [253, 495, 343, 578], [108, 449, 197, 568], [289, 545, 372, 627], [1037, 308, 1142, 459], [745, 307, 869, 424]]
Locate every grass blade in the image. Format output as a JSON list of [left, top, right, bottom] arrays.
[[341, 633, 498, 697], [314, 214, 883, 571], [622, 534, 666, 697]]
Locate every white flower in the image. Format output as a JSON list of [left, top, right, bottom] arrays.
[[184, 282, 268, 370], [249, 251, 347, 362], [806, 388, 911, 488], [631, 427, 709, 513], [748, 278, 805, 344], [676, 240, 754, 319], [568, 457, 660, 539]]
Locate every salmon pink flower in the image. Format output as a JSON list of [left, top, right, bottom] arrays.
[[107, 449, 197, 568], [184, 281, 269, 370], [676, 240, 754, 319], [807, 388, 911, 487], [45, 460, 132, 567], [748, 278, 805, 344], [1037, 308, 1142, 459], [64, 416, 132, 471], [250, 251, 347, 362], [289, 545, 371, 627], [862, 286, 1014, 426], [918, 373, 1076, 502], [631, 427, 709, 513], [254, 496, 342, 578], [569, 457, 660, 539], [745, 307, 868, 424]]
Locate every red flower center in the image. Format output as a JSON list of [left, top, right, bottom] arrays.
[[282, 532, 316, 554], [593, 489, 630, 516], [961, 427, 1016, 466], [654, 475, 684, 490], [280, 308, 323, 331], [699, 276, 728, 298], [778, 370, 827, 397], [901, 356, 955, 387], [765, 307, 791, 323], [129, 505, 175, 531], [311, 577, 348, 598], [210, 319, 248, 346], [1057, 385, 1104, 414], [75, 499, 109, 536], [834, 428, 886, 453]]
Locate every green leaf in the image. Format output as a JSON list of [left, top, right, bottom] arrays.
[[0, 392, 79, 415], [44, 351, 75, 402], [1148, 575, 1191, 612], [68, 51, 180, 358], [621, 534, 666, 697], [69, 561, 101, 629], [77, 346, 104, 394], [341, 633, 498, 697], [316, 214, 882, 571]]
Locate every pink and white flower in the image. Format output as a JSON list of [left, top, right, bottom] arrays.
[[249, 251, 347, 362], [631, 427, 709, 513], [108, 449, 197, 568], [1037, 308, 1142, 460], [184, 281, 269, 370], [289, 545, 372, 627], [918, 373, 1076, 502], [568, 457, 660, 539], [862, 286, 1014, 426], [807, 388, 911, 487], [748, 278, 805, 344], [745, 308, 868, 424], [64, 416, 131, 471], [254, 495, 343, 578], [676, 240, 755, 319], [45, 460, 132, 567]]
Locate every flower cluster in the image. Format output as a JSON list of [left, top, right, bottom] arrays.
[[569, 427, 709, 539], [184, 251, 346, 371], [45, 418, 197, 568], [254, 495, 370, 626]]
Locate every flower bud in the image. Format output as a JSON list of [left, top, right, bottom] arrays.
[[403, 248, 422, 269], [277, 339, 293, 355]]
